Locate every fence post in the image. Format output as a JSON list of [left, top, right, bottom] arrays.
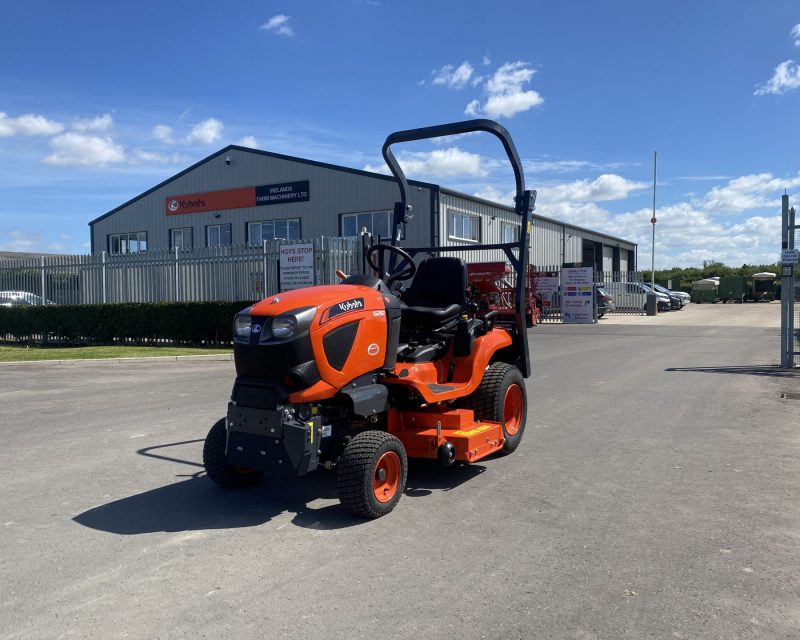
[[101, 251, 107, 304], [174, 246, 180, 303], [40, 256, 46, 305], [262, 239, 268, 296]]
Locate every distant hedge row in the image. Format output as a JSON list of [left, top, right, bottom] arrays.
[[0, 301, 253, 346]]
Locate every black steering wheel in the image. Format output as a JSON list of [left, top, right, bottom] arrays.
[[365, 243, 417, 286]]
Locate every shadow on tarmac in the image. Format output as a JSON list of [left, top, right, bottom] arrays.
[[666, 365, 800, 378], [72, 441, 487, 535]]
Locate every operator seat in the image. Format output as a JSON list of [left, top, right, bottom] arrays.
[[401, 257, 467, 329]]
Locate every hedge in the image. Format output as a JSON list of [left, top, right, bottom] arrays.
[[0, 301, 254, 346]]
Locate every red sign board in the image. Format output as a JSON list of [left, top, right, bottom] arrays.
[[165, 181, 309, 215]]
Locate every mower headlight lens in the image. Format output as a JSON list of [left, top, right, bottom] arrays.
[[271, 315, 298, 340], [234, 315, 252, 339]]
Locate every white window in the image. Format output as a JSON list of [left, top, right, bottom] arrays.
[[207, 224, 231, 247], [447, 209, 481, 242], [109, 232, 147, 254], [501, 222, 519, 243], [341, 210, 394, 240], [170, 227, 193, 250], [248, 218, 301, 245]]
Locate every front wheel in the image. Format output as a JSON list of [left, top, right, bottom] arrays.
[[203, 418, 264, 489], [461, 362, 527, 454], [336, 431, 408, 518]]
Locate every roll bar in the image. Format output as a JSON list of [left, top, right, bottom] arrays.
[[380, 118, 536, 377]]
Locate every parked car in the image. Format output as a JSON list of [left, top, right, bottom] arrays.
[[642, 283, 682, 310], [600, 281, 670, 312], [596, 286, 615, 318], [0, 291, 54, 306]]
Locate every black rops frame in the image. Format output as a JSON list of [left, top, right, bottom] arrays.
[[380, 119, 536, 378]]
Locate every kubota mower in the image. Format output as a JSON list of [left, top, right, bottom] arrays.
[[203, 119, 537, 518]]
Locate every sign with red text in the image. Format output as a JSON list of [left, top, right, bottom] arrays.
[[279, 243, 315, 290]]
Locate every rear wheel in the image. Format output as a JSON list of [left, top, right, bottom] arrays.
[[336, 431, 408, 518], [462, 362, 527, 454], [203, 418, 264, 489]]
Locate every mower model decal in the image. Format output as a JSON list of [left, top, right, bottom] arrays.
[[451, 424, 495, 437], [323, 297, 364, 322], [367, 343, 380, 356]]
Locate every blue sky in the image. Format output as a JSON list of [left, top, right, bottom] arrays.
[[1, 0, 799, 268]]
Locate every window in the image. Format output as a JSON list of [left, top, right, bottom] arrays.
[[109, 232, 147, 254], [340, 210, 394, 240], [248, 218, 301, 245], [447, 209, 481, 242], [170, 227, 193, 250], [206, 223, 232, 247], [501, 222, 519, 243]]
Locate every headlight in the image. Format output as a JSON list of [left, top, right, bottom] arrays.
[[234, 314, 252, 339], [272, 315, 298, 339]]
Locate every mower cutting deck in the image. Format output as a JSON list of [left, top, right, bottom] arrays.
[[203, 118, 536, 518]]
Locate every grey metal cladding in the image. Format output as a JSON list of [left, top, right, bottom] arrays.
[[90, 148, 434, 251]]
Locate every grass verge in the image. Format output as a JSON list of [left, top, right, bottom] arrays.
[[0, 345, 232, 362]]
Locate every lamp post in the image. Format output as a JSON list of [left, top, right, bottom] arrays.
[[645, 151, 658, 315]]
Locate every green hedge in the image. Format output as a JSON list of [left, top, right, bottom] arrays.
[[0, 301, 254, 346]]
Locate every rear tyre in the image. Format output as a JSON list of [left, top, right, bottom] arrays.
[[462, 362, 527, 454], [203, 418, 264, 489], [336, 431, 408, 518]]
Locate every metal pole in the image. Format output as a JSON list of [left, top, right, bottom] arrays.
[[40, 256, 46, 305], [174, 246, 179, 302], [781, 195, 790, 367], [101, 251, 107, 304], [651, 151, 657, 290], [263, 239, 268, 297]]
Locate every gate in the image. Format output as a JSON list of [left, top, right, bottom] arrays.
[[780, 195, 798, 367]]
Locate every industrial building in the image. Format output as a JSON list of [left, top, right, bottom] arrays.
[[89, 145, 637, 272]]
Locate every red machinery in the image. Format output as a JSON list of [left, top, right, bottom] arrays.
[[467, 262, 540, 327]]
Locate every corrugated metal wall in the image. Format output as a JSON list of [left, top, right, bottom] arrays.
[[90, 149, 433, 253]]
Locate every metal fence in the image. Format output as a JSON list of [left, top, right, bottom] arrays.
[[0, 236, 363, 306]]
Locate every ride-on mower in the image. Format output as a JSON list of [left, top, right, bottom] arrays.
[[203, 119, 536, 518]]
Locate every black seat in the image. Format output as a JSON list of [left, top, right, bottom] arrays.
[[401, 257, 467, 329]]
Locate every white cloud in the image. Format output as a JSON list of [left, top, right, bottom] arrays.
[[72, 113, 113, 132], [186, 118, 224, 145], [260, 14, 294, 37], [702, 172, 800, 212], [237, 136, 258, 148], [755, 59, 800, 95], [538, 174, 649, 204], [129, 149, 188, 165], [465, 61, 543, 118], [792, 24, 800, 46], [0, 112, 64, 137], [482, 54, 491, 66], [42, 132, 126, 166], [152, 124, 175, 144], [432, 61, 475, 90], [364, 147, 486, 179]]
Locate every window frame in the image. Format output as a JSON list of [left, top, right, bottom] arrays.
[[108, 231, 148, 255], [206, 223, 232, 247], [169, 227, 193, 251], [500, 221, 519, 244], [446, 208, 481, 243], [247, 218, 302, 246], [339, 210, 400, 241]]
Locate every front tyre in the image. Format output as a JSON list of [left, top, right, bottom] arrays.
[[203, 418, 264, 489], [462, 362, 527, 454], [336, 431, 408, 518]]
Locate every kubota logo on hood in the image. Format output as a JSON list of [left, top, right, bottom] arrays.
[[324, 297, 365, 322]]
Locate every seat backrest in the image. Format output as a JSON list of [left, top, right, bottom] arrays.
[[403, 257, 467, 309]]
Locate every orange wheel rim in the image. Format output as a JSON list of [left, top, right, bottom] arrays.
[[503, 384, 523, 436], [373, 451, 401, 503]]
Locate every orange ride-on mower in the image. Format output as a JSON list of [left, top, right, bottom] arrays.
[[203, 119, 537, 518]]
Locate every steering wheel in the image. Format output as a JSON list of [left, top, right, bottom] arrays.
[[365, 243, 417, 286]]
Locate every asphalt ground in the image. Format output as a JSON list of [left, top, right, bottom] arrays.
[[1, 303, 797, 639]]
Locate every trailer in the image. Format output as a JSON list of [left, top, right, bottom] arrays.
[[748, 272, 776, 302], [718, 275, 747, 303], [691, 278, 718, 304], [467, 261, 540, 327]]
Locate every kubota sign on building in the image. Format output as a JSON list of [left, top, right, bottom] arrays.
[[165, 180, 310, 215]]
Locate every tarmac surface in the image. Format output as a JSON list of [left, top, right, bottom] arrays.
[[1, 302, 798, 639]]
